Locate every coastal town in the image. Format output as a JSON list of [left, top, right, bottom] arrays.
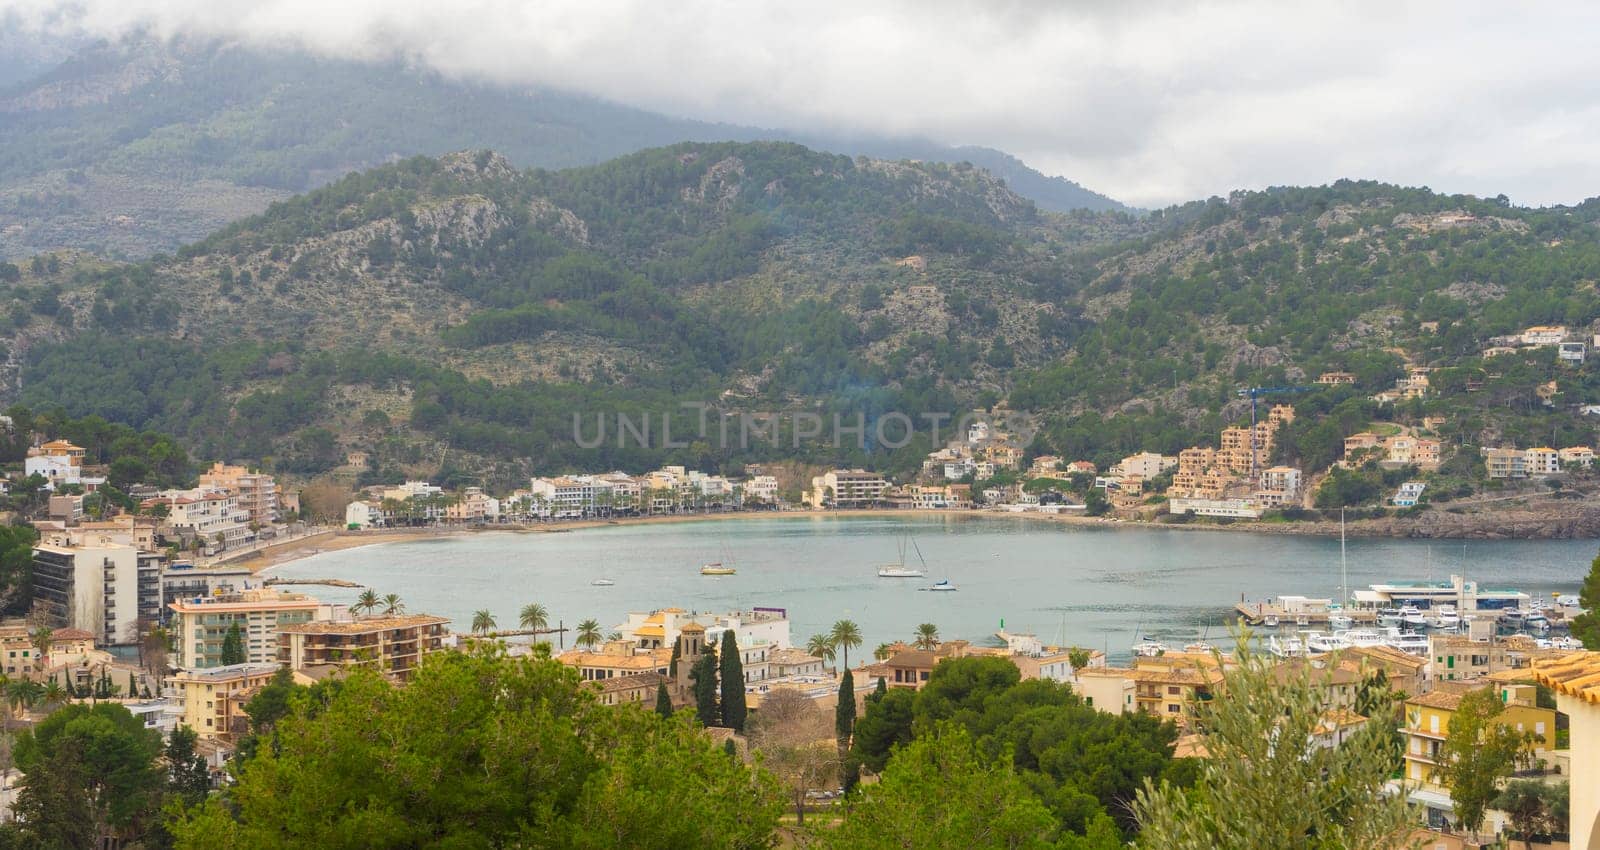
[[0, 423, 1595, 846]]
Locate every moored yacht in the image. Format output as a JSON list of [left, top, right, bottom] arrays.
[[877, 565, 926, 578], [1268, 634, 1306, 658], [1306, 632, 1351, 653], [700, 562, 737, 576], [1430, 605, 1460, 631], [1398, 605, 1428, 628], [1133, 637, 1168, 657]]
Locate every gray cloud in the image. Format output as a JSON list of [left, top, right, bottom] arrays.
[[3, 0, 1597, 207]]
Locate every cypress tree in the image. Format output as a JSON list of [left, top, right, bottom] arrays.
[[871, 677, 887, 702], [655, 681, 674, 718], [835, 669, 857, 789], [835, 669, 856, 742], [690, 642, 719, 727], [719, 630, 747, 732], [220, 622, 245, 665], [128, 672, 137, 697], [723, 739, 738, 758]]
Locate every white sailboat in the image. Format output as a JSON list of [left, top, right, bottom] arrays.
[[878, 537, 927, 578], [1328, 510, 1354, 631]]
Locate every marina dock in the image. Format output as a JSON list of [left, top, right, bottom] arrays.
[[1233, 602, 1379, 627]]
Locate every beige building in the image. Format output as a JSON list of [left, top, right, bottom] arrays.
[[198, 462, 280, 526], [1533, 652, 1600, 849], [810, 469, 890, 508], [169, 663, 280, 741], [558, 640, 674, 682], [278, 614, 450, 682], [169, 589, 329, 668]]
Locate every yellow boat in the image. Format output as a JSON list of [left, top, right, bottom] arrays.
[[700, 562, 736, 576]]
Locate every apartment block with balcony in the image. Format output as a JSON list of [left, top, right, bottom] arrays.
[[810, 469, 889, 508], [278, 614, 450, 682], [198, 462, 281, 526], [169, 589, 332, 668], [31, 538, 142, 646], [169, 663, 280, 741]]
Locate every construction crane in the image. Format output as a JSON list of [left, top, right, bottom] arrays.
[[1235, 385, 1314, 477]]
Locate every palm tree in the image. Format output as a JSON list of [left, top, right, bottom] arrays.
[[381, 593, 404, 616], [873, 643, 894, 661], [6, 679, 42, 727], [41, 679, 65, 708], [30, 626, 52, 671], [914, 623, 940, 650], [519, 603, 549, 635], [471, 609, 497, 635], [806, 634, 837, 668], [355, 589, 380, 616], [575, 619, 603, 649], [830, 620, 862, 670]]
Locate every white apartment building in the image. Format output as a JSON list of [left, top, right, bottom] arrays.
[[1115, 452, 1178, 479], [811, 469, 889, 507], [744, 475, 780, 504], [152, 488, 255, 550], [32, 537, 144, 646], [198, 462, 280, 526]]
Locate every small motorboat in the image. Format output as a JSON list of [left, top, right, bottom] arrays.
[[877, 565, 926, 578], [591, 578, 616, 587], [1263, 614, 1280, 627], [1328, 610, 1354, 631], [700, 563, 736, 576], [922, 579, 958, 592]]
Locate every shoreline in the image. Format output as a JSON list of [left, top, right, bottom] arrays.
[[252, 502, 1600, 574]]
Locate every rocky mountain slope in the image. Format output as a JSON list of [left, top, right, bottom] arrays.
[[6, 143, 1599, 497], [0, 37, 1126, 260]]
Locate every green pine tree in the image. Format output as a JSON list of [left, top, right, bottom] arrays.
[[690, 643, 719, 727], [655, 681, 674, 718], [1573, 549, 1600, 649], [220, 622, 245, 665], [719, 630, 747, 732]]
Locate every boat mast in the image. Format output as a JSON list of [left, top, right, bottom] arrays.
[[1339, 508, 1348, 608]]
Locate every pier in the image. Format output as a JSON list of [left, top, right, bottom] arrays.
[[264, 577, 364, 589], [1233, 602, 1379, 628]]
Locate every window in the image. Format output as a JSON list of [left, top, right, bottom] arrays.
[[1085, 697, 1093, 707], [1536, 722, 1546, 737], [1167, 704, 1180, 714], [1429, 716, 1439, 735], [1168, 686, 1181, 695]]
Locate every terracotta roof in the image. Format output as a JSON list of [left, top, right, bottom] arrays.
[[50, 628, 94, 642], [278, 614, 449, 635], [886, 650, 937, 668], [1532, 651, 1600, 705], [769, 649, 822, 666], [1315, 709, 1369, 734], [1408, 688, 1480, 710], [594, 672, 665, 693]]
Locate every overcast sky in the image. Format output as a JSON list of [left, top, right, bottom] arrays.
[[5, 0, 1599, 208]]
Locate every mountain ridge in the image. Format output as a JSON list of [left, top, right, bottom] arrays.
[[0, 36, 1127, 261]]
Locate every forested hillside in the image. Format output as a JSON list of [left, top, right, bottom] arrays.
[[0, 37, 1125, 260], [5, 141, 1600, 497]]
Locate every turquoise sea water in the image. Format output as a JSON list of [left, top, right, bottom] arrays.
[[268, 515, 1593, 660]]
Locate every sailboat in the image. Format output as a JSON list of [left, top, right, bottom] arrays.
[[700, 526, 739, 575], [877, 537, 927, 578], [1328, 510, 1354, 631]]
